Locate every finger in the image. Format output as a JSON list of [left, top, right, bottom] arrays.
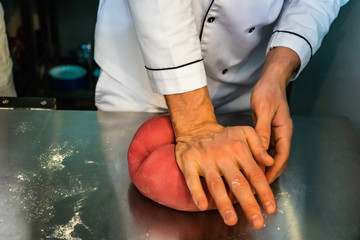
[[217, 160, 265, 229], [266, 137, 290, 184], [203, 167, 238, 226], [236, 161, 276, 215], [253, 110, 272, 150], [182, 160, 208, 210], [224, 145, 276, 215], [242, 126, 274, 167], [266, 121, 292, 183]]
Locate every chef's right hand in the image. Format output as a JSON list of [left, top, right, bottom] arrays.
[[165, 87, 276, 229]]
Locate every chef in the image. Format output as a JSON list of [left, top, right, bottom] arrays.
[[94, 0, 348, 228], [0, 2, 16, 97]]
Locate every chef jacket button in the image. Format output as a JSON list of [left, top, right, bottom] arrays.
[[222, 69, 228, 75], [248, 27, 255, 33], [207, 17, 216, 23]]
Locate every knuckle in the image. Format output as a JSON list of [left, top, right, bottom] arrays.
[[242, 126, 254, 133], [207, 178, 224, 193], [248, 169, 265, 183], [244, 126, 259, 136], [258, 126, 271, 135], [230, 177, 249, 191], [242, 202, 260, 213], [289, 119, 294, 133], [253, 151, 267, 161], [231, 141, 247, 153], [183, 172, 195, 183], [253, 100, 267, 111], [289, 117, 293, 126], [284, 117, 293, 133], [182, 148, 197, 161]]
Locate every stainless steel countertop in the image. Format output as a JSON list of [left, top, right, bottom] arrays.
[[0, 110, 359, 240]]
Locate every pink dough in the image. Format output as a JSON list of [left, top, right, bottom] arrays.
[[128, 115, 262, 211]]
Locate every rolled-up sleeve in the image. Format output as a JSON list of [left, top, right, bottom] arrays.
[[127, 0, 207, 95], [267, 0, 349, 79]]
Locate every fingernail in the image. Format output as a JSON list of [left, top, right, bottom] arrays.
[[265, 201, 275, 213], [251, 214, 263, 228], [224, 211, 237, 225]]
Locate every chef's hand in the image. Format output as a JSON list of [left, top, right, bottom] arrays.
[[165, 87, 276, 229], [251, 47, 300, 183]]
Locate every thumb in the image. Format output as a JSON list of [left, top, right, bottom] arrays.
[[254, 114, 272, 150]]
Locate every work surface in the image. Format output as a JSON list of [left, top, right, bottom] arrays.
[[0, 110, 359, 240]]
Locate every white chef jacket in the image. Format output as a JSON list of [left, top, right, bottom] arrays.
[[0, 3, 16, 97], [94, 0, 348, 112]]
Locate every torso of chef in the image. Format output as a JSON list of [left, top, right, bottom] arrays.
[[93, 0, 339, 113], [0, 3, 16, 97]]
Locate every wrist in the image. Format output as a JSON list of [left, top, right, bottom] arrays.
[[165, 87, 219, 140]]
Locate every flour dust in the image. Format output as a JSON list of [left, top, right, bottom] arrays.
[[7, 141, 99, 239]]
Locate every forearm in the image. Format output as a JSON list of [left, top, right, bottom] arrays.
[[260, 47, 300, 91], [165, 87, 220, 141]]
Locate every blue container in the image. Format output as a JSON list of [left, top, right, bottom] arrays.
[[49, 65, 87, 91]]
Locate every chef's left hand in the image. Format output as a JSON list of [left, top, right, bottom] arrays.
[[250, 47, 300, 183]]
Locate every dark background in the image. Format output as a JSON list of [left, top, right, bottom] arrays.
[[2, 0, 99, 110]]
